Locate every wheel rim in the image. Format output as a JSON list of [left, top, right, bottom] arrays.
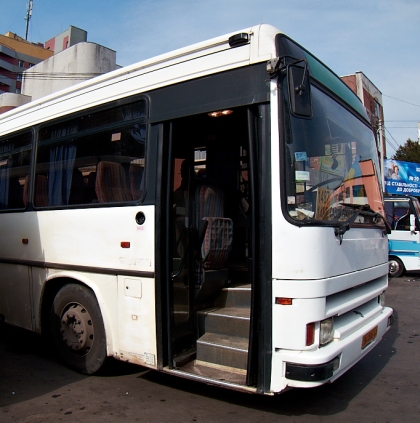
[[59, 302, 94, 355], [389, 260, 400, 276]]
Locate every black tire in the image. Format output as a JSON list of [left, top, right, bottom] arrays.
[[50, 284, 107, 374], [389, 257, 404, 278]]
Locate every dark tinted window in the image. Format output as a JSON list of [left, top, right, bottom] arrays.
[[35, 100, 147, 207], [0, 132, 32, 210]]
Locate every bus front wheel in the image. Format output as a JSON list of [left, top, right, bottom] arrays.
[[50, 284, 107, 374], [389, 257, 404, 278]]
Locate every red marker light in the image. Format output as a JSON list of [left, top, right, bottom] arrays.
[[121, 242, 130, 248], [275, 297, 293, 305], [306, 323, 315, 346]]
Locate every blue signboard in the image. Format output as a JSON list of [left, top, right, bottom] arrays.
[[384, 159, 420, 195]]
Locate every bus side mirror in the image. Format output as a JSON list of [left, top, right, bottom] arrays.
[[288, 64, 312, 118], [410, 214, 417, 233]]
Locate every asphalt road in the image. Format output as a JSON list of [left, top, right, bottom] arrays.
[[1, 275, 419, 423]]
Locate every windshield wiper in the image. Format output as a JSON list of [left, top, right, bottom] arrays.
[[334, 203, 391, 244]]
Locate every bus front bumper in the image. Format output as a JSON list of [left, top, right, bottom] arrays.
[[271, 306, 393, 390], [285, 355, 341, 382]]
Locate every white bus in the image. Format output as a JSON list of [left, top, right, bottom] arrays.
[[384, 194, 420, 277], [0, 24, 393, 394]]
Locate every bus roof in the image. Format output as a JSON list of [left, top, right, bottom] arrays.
[[0, 23, 366, 134], [0, 24, 279, 134]]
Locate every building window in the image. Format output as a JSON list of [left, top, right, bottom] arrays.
[[374, 100, 381, 120], [18, 60, 24, 67]]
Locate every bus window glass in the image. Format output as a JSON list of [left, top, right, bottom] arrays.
[[35, 100, 147, 207], [0, 132, 32, 210], [412, 198, 420, 220], [282, 84, 383, 225]]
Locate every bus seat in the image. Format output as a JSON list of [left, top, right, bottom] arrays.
[[195, 185, 233, 268], [85, 171, 97, 203], [201, 216, 233, 269], [23, 175, 30, 207], [8, 177, 24, 208], [195, 184, 224, 227], [69, 169, 85, 204], [129, 163, 144, 200], [194, 185, 233, 305], [34, 175, 49, 207], [95, 161, 132, 203]]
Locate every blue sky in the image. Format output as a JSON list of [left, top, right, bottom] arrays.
[[1, 0, 419, 157]]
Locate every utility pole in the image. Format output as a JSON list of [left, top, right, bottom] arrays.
[[24, 0, 33, 41]]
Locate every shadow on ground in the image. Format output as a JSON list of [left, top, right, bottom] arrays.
[[137, 315, 398, 417], [0, 297, 399, 417], [0, 324, 142, 407]]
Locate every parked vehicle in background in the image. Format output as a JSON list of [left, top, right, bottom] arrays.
[[384, 194, 420, 277]]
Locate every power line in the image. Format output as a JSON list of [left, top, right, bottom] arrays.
[[23, 72, 104, 80], [384, 126, 402, 152], [383, 94, 420, 108], [0, 70, 105, 80]]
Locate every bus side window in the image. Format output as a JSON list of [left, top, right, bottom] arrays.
[[0, 132, 32, 211], [384, 201, 394, 228], [8, 177, 24, 208], [95, 161, 132, 203], [34, 175, 49, 207], [68, 169, 85, 205], [395, 213, 410, 231], [85, 172, 97, 203], [35, 99, 147, 207], [129, 162, 145, 200], [393, 204, 410, 230]]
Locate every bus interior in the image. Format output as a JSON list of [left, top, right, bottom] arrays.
[[166, 104, 260, 385]]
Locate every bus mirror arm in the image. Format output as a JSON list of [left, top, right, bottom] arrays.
[[287, 62, 312, 118], [266, 55, 313, 117]]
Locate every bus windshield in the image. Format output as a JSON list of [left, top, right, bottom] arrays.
[[282, 83, 384, 226]]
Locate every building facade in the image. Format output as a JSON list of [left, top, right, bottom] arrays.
[[0, 26, 116, 113], [44, 26, 87, 54], [22, 42, 117, 101], [0, 32, 53, 112], [341, 71, 386, 161]]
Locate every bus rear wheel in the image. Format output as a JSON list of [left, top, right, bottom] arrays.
[[50, 284, 107, 374], [389, 257, 404, 278]]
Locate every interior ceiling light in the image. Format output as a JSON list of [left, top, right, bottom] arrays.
[[208, 109, 233, 118]]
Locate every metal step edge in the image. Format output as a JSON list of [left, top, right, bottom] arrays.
[[198, 307, 250, 320], [222, 284, 251, 291], [197, 334, 249, 353]]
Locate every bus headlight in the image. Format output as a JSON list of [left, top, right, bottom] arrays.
[[320, 317, 334, 346]]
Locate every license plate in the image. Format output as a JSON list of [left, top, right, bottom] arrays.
[[361, 326, 378, 349]]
